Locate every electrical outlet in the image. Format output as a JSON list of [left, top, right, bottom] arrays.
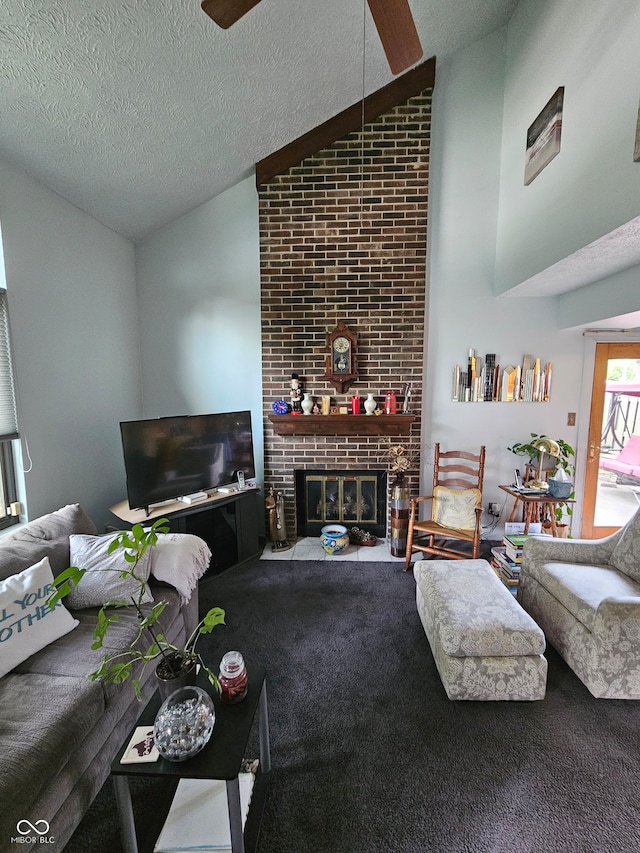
[[488, 502, 500, 517]]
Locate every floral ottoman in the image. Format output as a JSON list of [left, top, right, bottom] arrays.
[[413, 559, 547, 700]]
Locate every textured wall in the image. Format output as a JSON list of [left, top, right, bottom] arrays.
[[494, 0, 640, 297], [258, 90, 431, 537], [134, 176, 264, 498], [0, 158, 140, 529]]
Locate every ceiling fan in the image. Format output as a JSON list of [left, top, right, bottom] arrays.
[[200, 0, 423, 75]]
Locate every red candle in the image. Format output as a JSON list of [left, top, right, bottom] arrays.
[[351, 395, 361, 415], [384, 390, 397, 414]]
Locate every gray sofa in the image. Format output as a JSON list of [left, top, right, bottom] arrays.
[[0, 504, 199, 851], [518, 507, 640, 699]]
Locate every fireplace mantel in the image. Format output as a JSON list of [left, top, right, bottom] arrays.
[[268, 414, 415, 436]]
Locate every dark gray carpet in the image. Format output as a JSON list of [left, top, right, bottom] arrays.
[[67, 556, 640, 853]]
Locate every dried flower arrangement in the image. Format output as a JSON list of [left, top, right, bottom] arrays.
[[382, 439, 420, 474]]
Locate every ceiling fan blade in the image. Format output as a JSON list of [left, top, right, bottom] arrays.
[[366, 0, 423, 75], [201, 0, 263, 29]]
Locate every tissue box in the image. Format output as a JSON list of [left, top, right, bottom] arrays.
[[548, 479, 572, 498]]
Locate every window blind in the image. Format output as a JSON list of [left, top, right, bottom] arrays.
[[0, 289, 18, 441]]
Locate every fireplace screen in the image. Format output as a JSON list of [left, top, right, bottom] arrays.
[[295, 470, 386, 537]]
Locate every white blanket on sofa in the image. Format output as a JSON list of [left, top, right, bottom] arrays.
[[149, 533, 212, 603]]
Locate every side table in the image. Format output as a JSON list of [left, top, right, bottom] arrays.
[[111, 664, 270, 853], [499, 485, 576, 536]]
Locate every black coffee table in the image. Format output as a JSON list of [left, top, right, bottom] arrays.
[[111, 664, 270, 853]]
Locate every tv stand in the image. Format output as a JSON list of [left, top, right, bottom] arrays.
[[110, 489, 260, 578]]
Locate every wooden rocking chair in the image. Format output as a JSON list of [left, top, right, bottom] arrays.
[[404, 444, 486, 570]]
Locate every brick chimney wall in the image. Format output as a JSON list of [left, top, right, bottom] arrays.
[[258, 89, 431, 538]]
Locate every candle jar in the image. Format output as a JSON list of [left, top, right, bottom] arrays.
[[219, 650, 248, 704], [351, 395, 361, 415], [384, 390, 397, 415]]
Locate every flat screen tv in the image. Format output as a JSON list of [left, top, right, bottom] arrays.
[[120, 411, 255, 511]]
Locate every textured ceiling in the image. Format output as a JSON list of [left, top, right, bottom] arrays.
[[507, 216, 640, 299], [0, 0, 518, 242]]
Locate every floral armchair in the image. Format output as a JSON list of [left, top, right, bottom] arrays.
[[518, 508, 640, 699]]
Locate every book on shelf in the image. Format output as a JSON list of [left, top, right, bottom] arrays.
[[483, 353, 496, 401], [453, 364, 460, 401], [154, 773, 255, 852], [502, 365, 516, 402], [492, 362, 501, 401], [544, 362, 552, 401]]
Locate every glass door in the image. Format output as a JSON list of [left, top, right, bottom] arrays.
[[581, 342, 640, 538]]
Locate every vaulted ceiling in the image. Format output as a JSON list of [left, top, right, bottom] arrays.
[[0, 0, 518, 242]]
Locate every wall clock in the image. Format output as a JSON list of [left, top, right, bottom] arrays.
[[325, 322, 359, 393]]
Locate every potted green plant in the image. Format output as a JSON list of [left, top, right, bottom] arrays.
[[47, 518, 225, 700], [507, 433, 575, 477], [508, 432, 576, 529]]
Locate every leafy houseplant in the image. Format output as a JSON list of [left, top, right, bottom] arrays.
[[507, 433, 575, 476], [507, 432, 576, 524], [48, 518, 225, 700]]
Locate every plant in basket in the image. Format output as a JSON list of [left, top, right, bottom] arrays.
[[47, 518, 225, 699]]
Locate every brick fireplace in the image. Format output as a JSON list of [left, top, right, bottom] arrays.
[[295, 469, 387, 537], [258, 74, 432, 539]]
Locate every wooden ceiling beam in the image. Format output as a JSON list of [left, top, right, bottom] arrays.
[[255, 56, 436, 186]]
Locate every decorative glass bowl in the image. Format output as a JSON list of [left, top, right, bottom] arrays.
[[320, 524, 350, 555], [153, 685, 215, 762]]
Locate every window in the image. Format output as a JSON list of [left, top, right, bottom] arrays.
[[0, 288, 19, 530]]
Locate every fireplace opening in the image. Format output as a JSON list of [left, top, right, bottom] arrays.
[[295, 469, 387, 537]]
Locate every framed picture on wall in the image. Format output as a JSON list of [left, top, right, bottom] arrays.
[[524, 86, 565, 185]]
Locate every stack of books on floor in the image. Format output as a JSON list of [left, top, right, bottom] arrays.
[[491, 545, 520, 594], [491, 533, 543, 594]]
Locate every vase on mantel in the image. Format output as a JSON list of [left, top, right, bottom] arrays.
[[301, 393, 314, 415], [364, 393, 376, 415]]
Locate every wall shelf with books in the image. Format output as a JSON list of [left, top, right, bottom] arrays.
[[452, 349, 552, 402]]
